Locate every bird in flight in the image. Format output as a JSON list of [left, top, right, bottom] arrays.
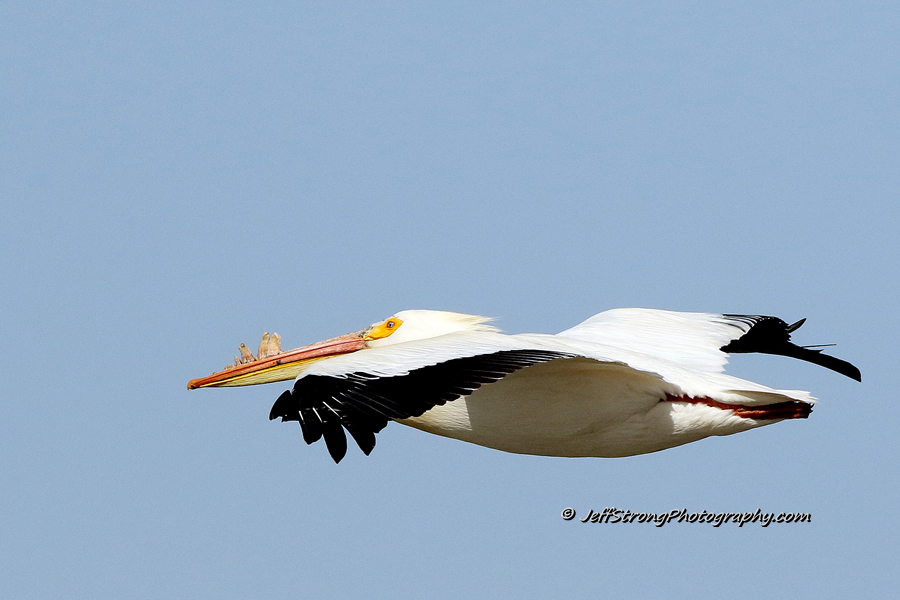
[[188, 308, 860, 463]]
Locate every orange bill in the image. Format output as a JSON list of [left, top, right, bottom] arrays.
[[188, 331, 367, 389]]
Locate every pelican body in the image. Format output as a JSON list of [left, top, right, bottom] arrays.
[[188, 309, 860, 463]]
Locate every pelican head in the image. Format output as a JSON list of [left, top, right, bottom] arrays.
[[363, 310, 497, 347]]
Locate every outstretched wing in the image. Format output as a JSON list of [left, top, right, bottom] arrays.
[[560, 308, 861, 381], [269, 349, 574, 463]]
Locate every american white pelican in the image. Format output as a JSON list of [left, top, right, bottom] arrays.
[[188, 309, 860, 463]]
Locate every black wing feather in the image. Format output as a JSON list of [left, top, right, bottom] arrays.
[[321, 416, 347, 464], [721, 315, 861, 382], [268, 349, 573, 463]]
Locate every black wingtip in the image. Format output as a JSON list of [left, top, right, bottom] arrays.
[[722, 315, 862, 382], [344, 422, 377, 456], [322, 420, 347, 463], [785, 344, 862, 381], [300, 417, 323, 445], [797, 348, 862, 382], [786, 318, 806, 333], [269, 389, 293, 421]]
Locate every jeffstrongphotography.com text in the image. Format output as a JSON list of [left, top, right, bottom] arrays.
[[560, 507, 811, 528]]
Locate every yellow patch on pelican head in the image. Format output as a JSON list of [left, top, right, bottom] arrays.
[[363, 317, 404, 341]]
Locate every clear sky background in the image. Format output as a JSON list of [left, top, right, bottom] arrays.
[[2, 2, 897, 598]]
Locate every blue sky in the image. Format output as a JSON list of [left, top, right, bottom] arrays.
[[2, 2, 897, 598]]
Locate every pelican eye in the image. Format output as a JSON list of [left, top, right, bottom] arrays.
[[363, 316, 404, 341]]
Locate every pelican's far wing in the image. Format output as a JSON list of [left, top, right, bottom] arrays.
[[560, 308, 860, 381]]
